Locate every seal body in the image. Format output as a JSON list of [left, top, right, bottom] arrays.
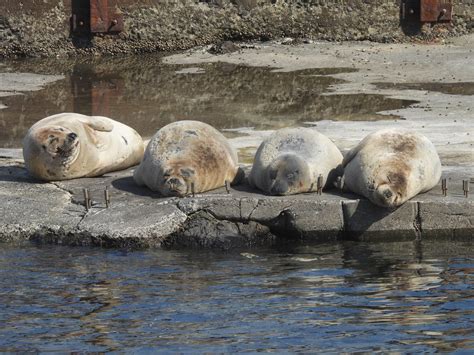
[[23, 113, 144, 181], [133, 120, 241, 197], [249, 127, 343, 195], [342, 128, 441, 208]]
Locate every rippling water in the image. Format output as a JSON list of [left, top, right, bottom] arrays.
[[1, 241, 473, 352]]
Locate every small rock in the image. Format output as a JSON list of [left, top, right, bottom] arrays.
[[208, 40, 239, 55]]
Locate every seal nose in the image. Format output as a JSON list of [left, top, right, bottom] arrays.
[[383, 189, 393, 199], [270, 181, 288, 195], [169, 178, 180, 185], [68, 132, 77, 140], [168, 178, 181, 189]]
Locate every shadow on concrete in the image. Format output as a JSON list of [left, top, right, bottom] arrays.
[[230, 180, 262, 194], [111, 176, 163, 198], [0, 165, 45, 184], [342, 200, 396, 240]]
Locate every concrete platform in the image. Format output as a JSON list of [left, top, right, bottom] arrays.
[[1, 152, 472, 249]]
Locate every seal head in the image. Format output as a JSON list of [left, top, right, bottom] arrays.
[[265, 154, 311, 195], [159, 162, 196, 197], [31, 125, 80, 169]]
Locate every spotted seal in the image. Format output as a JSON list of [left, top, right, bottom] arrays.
[[133, 120, 242, 196], [249, 127, 343, 195], [23, 113, 144, 181], [341, 128, 441, 208]]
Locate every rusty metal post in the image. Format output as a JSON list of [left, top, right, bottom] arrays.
[[420, 0, 453, 22], [317, 174, 324, 195], [71, 0, 123, 35], [463, 180, 469, 198], [83, 188, 91, 210], [441, 178, 447, 196], [104, 186, 110, 208]]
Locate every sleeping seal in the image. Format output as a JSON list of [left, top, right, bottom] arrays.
[[133, 120, 242, 197], [23, 113, 144, 181], [249, 127, 343, 195], [341, 128, 441, 208]]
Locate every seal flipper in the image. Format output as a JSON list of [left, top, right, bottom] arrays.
[[333, 175, 347, 191], [80, 115, 114, 132], [231, 166, 246, 186]]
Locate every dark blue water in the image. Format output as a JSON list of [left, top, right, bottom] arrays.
[[1, 241, 473, 352]]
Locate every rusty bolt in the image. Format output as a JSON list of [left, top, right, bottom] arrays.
[[111, 19, 118, 26]]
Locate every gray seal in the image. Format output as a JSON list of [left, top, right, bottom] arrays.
[[249, 127, 343, 195]]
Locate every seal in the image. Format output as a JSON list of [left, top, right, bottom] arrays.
[[249, 127, 343, 195], [133, 120, 242, 197], [341, 128, 441, 208], [23, 113, 145, 181]]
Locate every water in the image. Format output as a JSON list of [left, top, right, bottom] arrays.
[[0, 56, 418, 148], [377, 82, 474, 96], [1, 56, 472, 352], [1, 241, 473, 352]]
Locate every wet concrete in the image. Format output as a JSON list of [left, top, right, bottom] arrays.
[[376, 82, 474, 96], [164, 36, 474, 166], [0, 37, 472, 249], [0, 57, 416, 148]]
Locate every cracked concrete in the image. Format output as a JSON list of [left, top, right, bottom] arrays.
[[1, 37, 473, 249], [0, 153, 472, 249]]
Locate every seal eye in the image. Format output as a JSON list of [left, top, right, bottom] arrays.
[[42, 145, 47, 150], [180, 168, 195, 178]]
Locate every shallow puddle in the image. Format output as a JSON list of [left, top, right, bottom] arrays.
[[0, 56, 418, 148], [376, 82, 474, 96]]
